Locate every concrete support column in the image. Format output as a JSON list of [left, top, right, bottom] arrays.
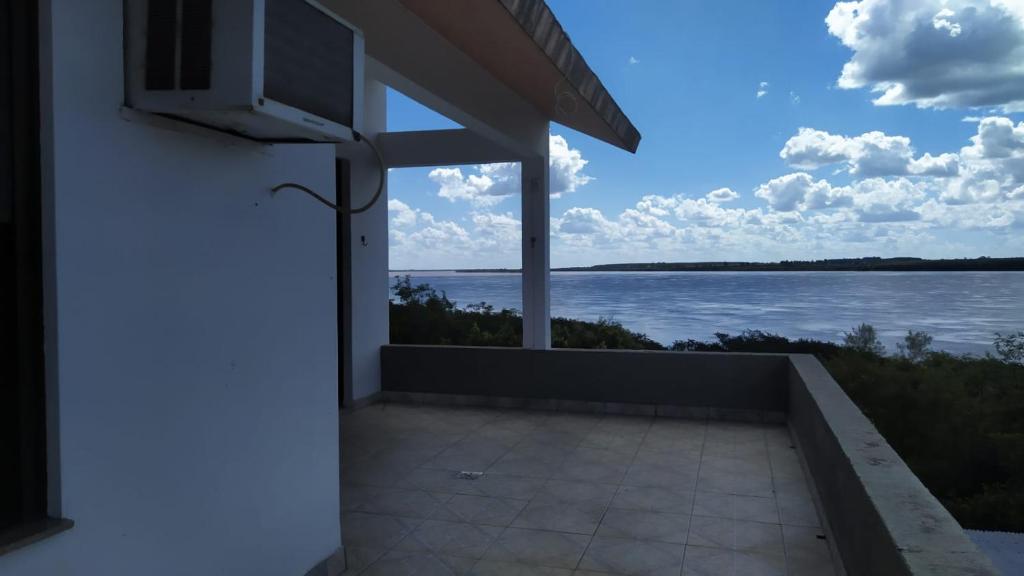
[[343, 77, 389, 403], [521, 146, 550, 349]]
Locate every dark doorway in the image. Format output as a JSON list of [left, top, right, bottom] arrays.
[[0, 0, 48, 532]]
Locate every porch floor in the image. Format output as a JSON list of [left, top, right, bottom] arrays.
[[341, 403, 838, 575]]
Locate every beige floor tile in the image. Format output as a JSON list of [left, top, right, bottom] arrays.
[[782, 525, 833, 562], [361, 550, 477, 576], [596, 508, 690, 544], [341, 405, 838, 576], [487, 445, 570, 479], [483, 528, 590, 569], [610, 485, 695, 515], [623, 461, 700, 490], [341, 512, 421, 549], [534, 479, 619, 506], [511, 500, 607, 535], [398, 468, 486, 495], [687, 516, 784, 555], [471, 560, 573, 575], [695, 468, 774, 498], [394, 520, 504, 559], [553, 447, 632, 484], [777, 496, 821, 528], [356, 488, 452, 519], [432, 494, 528, 527], [692, 492, 779, 524], [471, 474, 547, 501], [578, 536, 685, 575], [341, 546, 387, 574], [424, 438, 515, 472], [772, 476, 814, 501]]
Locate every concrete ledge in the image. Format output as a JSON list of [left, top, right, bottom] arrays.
[[381, 390, 786, 423], [788, 355, 999, 576], [381, 345, 789, 415]]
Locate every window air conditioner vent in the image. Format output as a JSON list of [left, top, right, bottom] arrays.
[[126, 0, 363, 143]]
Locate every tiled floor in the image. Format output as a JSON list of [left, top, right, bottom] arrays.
[[341, 403, 838, 576]]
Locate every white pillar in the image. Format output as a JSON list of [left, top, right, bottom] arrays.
[[344, 78, 389, 403], [521, 144, 551, 349]]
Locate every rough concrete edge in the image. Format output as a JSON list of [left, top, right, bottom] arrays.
[[788, 354, 1000, 576], [382, 343, 791, 359], [380, 390, 786, 423], [304, 546, 345, 576]]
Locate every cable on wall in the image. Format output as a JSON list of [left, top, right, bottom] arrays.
[[271, 130, 385, 214]]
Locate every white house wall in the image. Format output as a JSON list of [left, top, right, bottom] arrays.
[[0, 1, 342, 574]]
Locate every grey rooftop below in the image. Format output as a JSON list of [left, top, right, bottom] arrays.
[[968, 531, 1023, 576]]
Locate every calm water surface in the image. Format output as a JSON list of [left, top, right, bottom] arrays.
[[391, 271, 1024, 355]]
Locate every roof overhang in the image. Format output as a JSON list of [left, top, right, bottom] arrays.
[[399, 0, 641, 153]]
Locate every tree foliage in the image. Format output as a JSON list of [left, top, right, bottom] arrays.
[[389, 276, 662, 350], [994, 331, 1024, 365], [843, 323, 886, 355], [897, 330, 934, 363]]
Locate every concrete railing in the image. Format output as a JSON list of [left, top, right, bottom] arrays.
[[379, 344, 1000, 576], [380, 345, 788, 421], [787, 355, 999, 576]]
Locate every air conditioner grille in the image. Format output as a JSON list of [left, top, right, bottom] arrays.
[[179, 0, 213, 90], [145, 0, 177, 90], [264, 0, 354, 127]]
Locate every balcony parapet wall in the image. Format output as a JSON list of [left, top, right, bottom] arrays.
[[379, 344, 999, 576]]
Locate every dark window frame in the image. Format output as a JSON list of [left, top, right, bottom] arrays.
[[0, 0, 71, 554]]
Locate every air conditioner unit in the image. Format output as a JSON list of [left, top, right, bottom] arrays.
[[125, 0, 363, 143]]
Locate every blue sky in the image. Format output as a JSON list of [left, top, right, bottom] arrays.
[[387, 0, 1024, 269]]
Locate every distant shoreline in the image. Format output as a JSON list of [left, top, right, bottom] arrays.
[[393, 256, 1024, 274]]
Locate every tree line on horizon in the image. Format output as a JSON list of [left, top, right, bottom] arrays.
[[448, 256, 1024, 274]]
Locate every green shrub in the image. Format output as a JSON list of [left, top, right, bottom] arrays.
[[897, 330, 934, 363], [994, 331, 1024, 365], [389, 275, 662, 350], [843, 323, 886, 355]]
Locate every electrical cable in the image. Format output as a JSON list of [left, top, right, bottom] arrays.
[[271, 130, 385, 214]]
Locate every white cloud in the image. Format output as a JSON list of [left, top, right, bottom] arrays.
[[843, 177, 926, 222], [393, 116, 1024, 268], [754, 172, 850, 211], [470, 211, 521, 249], [549, 134, 594, 197], [757, 81, 769, 99], [932, 8, 963, 37], [390, 210, 522, 269], [429, 166, 506, 207], [388, 198, 419, 227], [908, 153, 960, 176], [947, 116, 1024, 202], [779, 128, 851, 169], [706, 187, 740, 203], [965, 116, 1024, 158], [426, 134, 592, 207], [781, 127, 959, 177], [919, 198, 1020, 229], [628, 56, 640, 65], [826, 0, 1024, 111]]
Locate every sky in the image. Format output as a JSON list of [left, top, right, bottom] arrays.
[[386, 0, 1024, 269]]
